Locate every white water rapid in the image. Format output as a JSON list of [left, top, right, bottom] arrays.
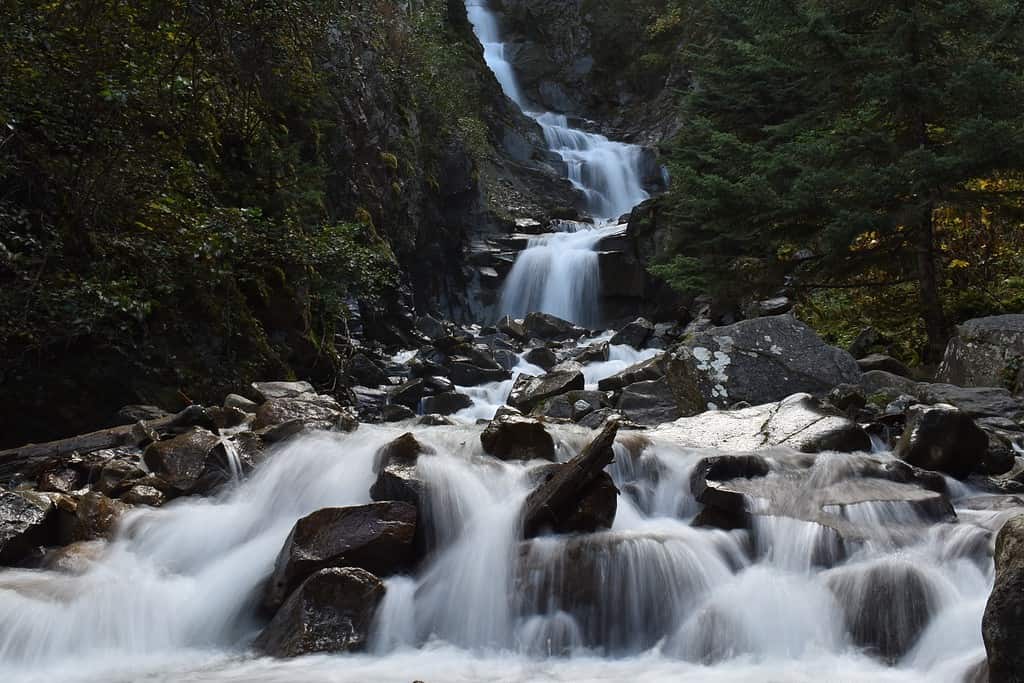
[[467, 0, 650, 326], [0, 423, 999, 682]]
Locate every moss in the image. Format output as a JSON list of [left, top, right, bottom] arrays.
[[380, 151, 399, 171]]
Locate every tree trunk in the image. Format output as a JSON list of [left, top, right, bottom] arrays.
[[915, 208, 948, 363]]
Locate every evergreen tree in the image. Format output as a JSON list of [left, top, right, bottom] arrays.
[[656, 0, 1024, 359]]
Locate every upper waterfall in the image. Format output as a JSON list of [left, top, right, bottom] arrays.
[[466, 0, 648, 222]]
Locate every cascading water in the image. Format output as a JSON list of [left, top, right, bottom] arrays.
[[467, 0, 650, 326], [0, 424, 998, 682]]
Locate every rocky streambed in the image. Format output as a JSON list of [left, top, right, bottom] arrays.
[[1, 312, 1024, 682]]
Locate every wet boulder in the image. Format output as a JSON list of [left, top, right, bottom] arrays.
[[448, 361, 510, 386], [826, 560, 943, 662], [894, 404, 988, 479], [347, 353, 390, 388], [574, 341, 610, 364], [914, 384, 1024, 422], [143, 428, 230, 495], [527, 465, 618, 535], [254, 394, 351, 433], [120, 484, 166, 507], [938, 315, 1024, 395], [0, 491, 56, 565], [382, 404, 416, 422], [983, 515, 1024, 682], [370, 433, 434, 505], [616, 378, 681, 427], [523, 312, 585, 341], [481, 414, 556, 462], [37, 465, 83, 494], [421, 392, 473, 416], [534, 390, 610, 421], [524, 346, 559, 371], [265, 501, 416, 611], [657, 394, 872, 454], [597, 355, 665, 392], [73, 491, 129, 541], [498, 315, 528, 340], [610, 317, 655, 349], [508, 369, 585, 413], [665, 315, 862, 415], [255, 567, 385, 658]]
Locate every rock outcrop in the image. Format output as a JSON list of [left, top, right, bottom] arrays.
[[983, 515, 1024, 683], [255, 567, 385, 657], [894, 404, 990, 480], [938, 315, 1024, 395], [665, 315, 862, 415], [265, 502, 417, 611]]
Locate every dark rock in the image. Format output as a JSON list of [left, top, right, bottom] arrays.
[[597, 355, 665, 392], [745, 296, 793, 318], [370, 433, 434, 506], [0, 491, 55, 565], [826, 560, 944, 662], [254, 395, 347, 431], [657, 394, 872, 454], [498, 315, 528, 340], [827, 384, 868, 417], [610, 318, 655, 349], [574, 341, 610, 364], [522, 420, 619, 538], [849, 327, 887, 359], [895, 404, 989, 479], [418, 414, 455, 427], [915, 384, 1024, 422], [857, 354, 913, 378], [616, 378, 682, 426], [37, 466, 83, 494], [577, 408, 623, 430], [524, 346, 559, 371], [143, 428, 224, 495], [389, 378, 429, 409], [120, 485, 165, 506], [73, 491, 129, 541], [523, 312, 584, 341], [534, 390, 610, 421], [665, 315, 862, 415], [939, 315, 1024, 395], [508, 369, 585, 413], [96, 457, 147, 496], [448, 362, 510, 386], [347, 353, 390, 388], [528, 466, 618, 534], [983, 515, 1024, 682], [421, 392, 473, 415], [382, 403, 416, 422], [265, 502, 416, 611], [481, 414, 556, 462], [415, 315, 449, 340], [255, 567, 385, 658]]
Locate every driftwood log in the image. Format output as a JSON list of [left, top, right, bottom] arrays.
[[0, 405, 215, 478], [521, 419, 619, 538]]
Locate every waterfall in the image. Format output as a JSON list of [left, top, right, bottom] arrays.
[[467, 0, 650, 326], [0, 425, 996, 682]]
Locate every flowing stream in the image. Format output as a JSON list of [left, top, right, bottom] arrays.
[[0, 3, 1003, 682], [467, 0, 649, 326], [0, 423, 997, 682]]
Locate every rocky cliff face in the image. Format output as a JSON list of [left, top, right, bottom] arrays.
[[490, 0, 687, 143]]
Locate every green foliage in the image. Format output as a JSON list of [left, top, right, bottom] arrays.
[[654, 0, 1024, 361], [0, 0, 498, 443]]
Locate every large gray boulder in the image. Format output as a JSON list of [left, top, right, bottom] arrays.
[[938, 315, 1024, 395], [616, 378, 682, 426], [597, 355, 665, 392], [509, 369, 585, 412], [894, 404, 990, 480], [655, 394, 872, 454], [665, 315, 862, 415], [983, 515, 1024, 683], [265, 502, 416, 610], [255, 567, 385, 658]]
